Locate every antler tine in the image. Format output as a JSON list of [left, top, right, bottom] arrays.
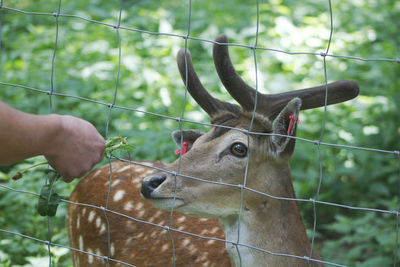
[[266, 80, 360, 119], [177, 48, 238, 118], [213, 34, 360, 119], [213, 34, 261, 111]]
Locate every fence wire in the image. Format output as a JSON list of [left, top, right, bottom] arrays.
[[0, 1, 399, 267]]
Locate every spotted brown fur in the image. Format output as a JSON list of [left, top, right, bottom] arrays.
[[67, 161, 231, 267]]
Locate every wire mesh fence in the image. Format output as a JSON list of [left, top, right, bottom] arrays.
[[0, 0, 399, 266]]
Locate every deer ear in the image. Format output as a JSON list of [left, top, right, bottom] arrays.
[[272, 98, 302, 158], [171, 130, 205, 151]]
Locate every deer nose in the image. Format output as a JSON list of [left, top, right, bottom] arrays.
[[141, 175, 166, 198]]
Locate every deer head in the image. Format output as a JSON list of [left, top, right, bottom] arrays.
[[141, 34, 359, 266]]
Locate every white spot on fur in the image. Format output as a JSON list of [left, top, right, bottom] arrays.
[[96, 249, 102, 257], [148, 215, 156, 223], [111, 162, 121, 169], [116, 165, 131, 173], [96, 217, 101, 228], [113, 190, 125, 202], [92, 169, 102, 177], [88, 248, 93, 264], [88, 211, 95, 223], [200, 229, 209, 235], [177, 216, 186, 223], [135, 202, 144, 211], [82, 208, 87, 216], [189, 244, 198, 255], [125, 237, 133, 245], [199, 253, 208, 262], [124, 201, 134, 211], [99, 224, 106, 234], [138, 210, 145, 217], [135, 232, 144, 239], [161, 243, 169, 252], [79, 235, 84, 250], [77, 215, 80, 229], [182, 238, 190, 246], [135, 167, 145, 172], [74, 254, 80, 266], [111, 180, 121, 187], [207, 240, 216, 245], [210, 227, 219, 234], [110, 243, 115, 256], [154, 210, 162, 217], [67, 214, 72, 230]]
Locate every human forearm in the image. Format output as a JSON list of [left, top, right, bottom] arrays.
[[0, 102, 60, 164], [0, 102, 105, 181]]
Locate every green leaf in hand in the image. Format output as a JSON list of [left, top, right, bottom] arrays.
[[105, 136, 134, 155]]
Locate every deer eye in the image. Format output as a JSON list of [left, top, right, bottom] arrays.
[[230, 142, 247, 157]]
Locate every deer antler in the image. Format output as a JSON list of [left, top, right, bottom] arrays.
[[177, 48, 239, 118], [212, 34, 360, 119], [177, 34, 359, 120]]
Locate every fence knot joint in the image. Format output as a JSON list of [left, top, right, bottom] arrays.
[[313, 140, 321, 146], [102, 256, 110, 261], [320, 52, 327, 57]]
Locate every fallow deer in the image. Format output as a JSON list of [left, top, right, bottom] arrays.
[[67, 34, 359, 267]]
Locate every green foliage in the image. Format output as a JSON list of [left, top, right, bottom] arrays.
[[0, 157, 72, 266], [1, 0, 399, 266], [37, 171, 61, 217], [105, 135, 134, 156]]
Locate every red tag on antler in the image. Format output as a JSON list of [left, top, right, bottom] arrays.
[[287, 115, 300, 135], [174, 142, 189, 156]]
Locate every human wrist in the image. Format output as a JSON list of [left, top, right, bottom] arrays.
[[39, 113, 64, 158]]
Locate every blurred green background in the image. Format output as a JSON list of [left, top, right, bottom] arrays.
[[0, 0, 399, 266]]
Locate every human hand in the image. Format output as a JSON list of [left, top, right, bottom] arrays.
[[44, 115, 105, 182]]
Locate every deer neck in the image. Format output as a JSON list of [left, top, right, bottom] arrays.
[[219, 163, 314, 267]]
